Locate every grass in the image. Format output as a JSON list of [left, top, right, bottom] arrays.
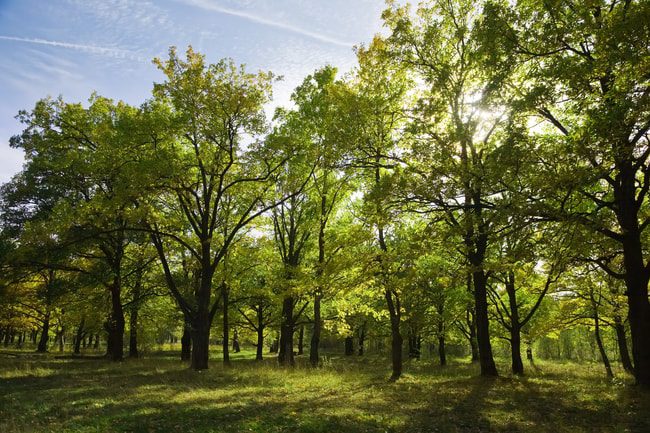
[[1, 349, 649, 433]]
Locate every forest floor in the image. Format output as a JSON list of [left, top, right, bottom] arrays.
[[0, 349, 648, 433]]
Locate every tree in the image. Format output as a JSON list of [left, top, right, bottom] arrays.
[[485, 0, 650, 387], [384, 0, 512, 376], [275, 66, 352, 366], [147, 47, 290, 370], [4, 95, 157, 360], [345, 36, 412, 381]]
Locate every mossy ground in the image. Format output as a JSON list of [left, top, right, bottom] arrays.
[[1, 349, 648, 433]]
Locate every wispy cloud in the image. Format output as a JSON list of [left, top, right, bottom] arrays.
[[176, 0, 355, 48], [0, 35, 146, 61]]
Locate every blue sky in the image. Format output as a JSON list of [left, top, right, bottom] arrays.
[[0, 0, 387, 183]]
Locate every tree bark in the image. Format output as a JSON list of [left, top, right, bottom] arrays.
[[438, 335, 447, 366], [358, 325, 366, 356], [255, 307, 264, 361], [129, 305, 139, 358], [613, 315, 634, 373], [278, 296, 295, 366], [473, 270, 498, 376], [310, 293, 322, 366], [595, 310, 614, 378], [269, 334, 279, 353], [55, 328, 64, 352], [36, 312, 50, 353], [73, 318, 85, 355], [222, 285, 230, 365], [108, 276, 125, 362], [386, 289, 403, 381], [4, 328, 12, 347], [614, 158, 650, 386], [181, 322, 192, 361], [190, 313, 210, 370], [297, 325, 304, 355], [345, 336, 354, 356], [232, 328, 240, 353], [129, 271, 142, 359], [505, 272, 524, 375]]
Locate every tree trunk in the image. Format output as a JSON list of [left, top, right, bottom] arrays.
[[56, 328, 64, 352], [345, 336, 354, 356], [190, 313, 210, 370], [222, 286, 230, 365], [255, 306, 264, 361], [505, 272, 524, 375], [108, 278, 125, 362], [269, 334, 279, 353], [613, 315, 634, 373], [297, 325, 304, 355], [358, 325, 366, 356], [510, 326, 524, 375], [4, 327, 12, 346], [232, 328, 240, 353], [73, 318, 85, 355], [526, 343, 534, 364], [181, 322, 192, 361], [310, 293, 322, 366], [615, 160, 650, 387], [385, 289, 403, 381], [438, 334, 446, 366], [36, 312, 50, 353], [473, 270, 498, 376], [594, 311, 614, 378], [129, 305, 139, 358], [93, 333, 100, 350], [129, 272, 142, 359], [408, 333, 417, 359], [466, 292, 480, 363], [278, 297, 295, 366]]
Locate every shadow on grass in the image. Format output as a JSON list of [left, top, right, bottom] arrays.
[[1, 354, 649, 433]]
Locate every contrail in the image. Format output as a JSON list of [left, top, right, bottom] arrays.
[[177, 0, 355, 48], [0, 35, 145, 61]]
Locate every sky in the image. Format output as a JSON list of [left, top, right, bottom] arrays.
[[0, 0, 387, 184]]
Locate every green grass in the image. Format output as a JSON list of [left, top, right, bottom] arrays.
[[1, 349, 648, 433]]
